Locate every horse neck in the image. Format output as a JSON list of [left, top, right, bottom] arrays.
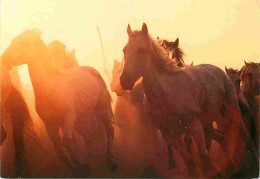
[[27, 57, 54, 99], [142, 55, 180, 103]]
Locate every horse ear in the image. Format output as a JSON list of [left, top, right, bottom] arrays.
[[142, 23, 148, 36], [157, 36, 159, 40], [127, 24, 132, 37], [238, 67, 243, 75], [175, 38, 179, 46], [190, 61, 193, 66], [244, 60, 248, 67], [225, 66, 229, 73]]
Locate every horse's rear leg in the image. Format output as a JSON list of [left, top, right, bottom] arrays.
[[45, 124, 75, 170], [61, 113, 81, 168], [101, 115, 118, 172]]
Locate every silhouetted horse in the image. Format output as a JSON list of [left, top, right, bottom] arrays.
[[115, 23, 247, 177], [1, 65, 32, 177], [1, 29, 117, 176]]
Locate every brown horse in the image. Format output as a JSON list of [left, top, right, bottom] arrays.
[[116, 23, 246, 177], [1, 29, 117, 176], [241, 61, 260, 151], [225, 65, 259, 178], [1, 65, 32, 177]]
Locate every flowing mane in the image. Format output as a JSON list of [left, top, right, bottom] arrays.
[[172, 46, 184, 64]]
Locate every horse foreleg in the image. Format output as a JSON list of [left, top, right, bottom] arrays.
[[167, 144, 177, 169], [173, 137, 196, 177], [0, 120, 7, 145], [188, 118, 215, 172], [45, 124, 75, 170], [184, 131, 192, 155]]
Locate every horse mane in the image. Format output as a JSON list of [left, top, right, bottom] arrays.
[[48, 40, 79, 69], [172, 46, 184, 64], [146, 34, 180, 74]]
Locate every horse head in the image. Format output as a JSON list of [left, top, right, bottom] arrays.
[[1, 29, 51, 70], [225, 66, 242, 95], [119, 23, 156, 93], [241, 61, 260, 96]]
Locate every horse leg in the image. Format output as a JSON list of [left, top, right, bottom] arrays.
[[184, 131, 192, 155], [187, 117, 215, 172], [173, 137, 196, 177], [100, 114, 118, 172], [61, 113, 81, 168], [167, 144, 177, 169], [45, 124, 75, 170], [0, 120, 7, 145]]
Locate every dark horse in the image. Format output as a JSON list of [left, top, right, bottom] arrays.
[[1, 65, 32, 177], [115, 23, 246, 177], [225, 65, 259, 178]]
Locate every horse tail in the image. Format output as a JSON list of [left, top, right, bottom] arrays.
[[4, 84, 33, 176]]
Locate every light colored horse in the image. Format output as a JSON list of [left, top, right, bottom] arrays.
[[115, 23, 247, 177], [1, 29, 117, 176]]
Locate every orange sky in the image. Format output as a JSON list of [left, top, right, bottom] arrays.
[[1, 0, 260, 84]]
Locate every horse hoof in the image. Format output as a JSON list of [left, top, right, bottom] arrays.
[[108, 161, 118, 172], [168, 160, 178, 169], [73, 164, 91, 178]]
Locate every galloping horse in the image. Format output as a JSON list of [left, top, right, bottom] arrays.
[[1, 65, 32, 177], [1, 29, 117, 175], [115, 23, 246, 177]]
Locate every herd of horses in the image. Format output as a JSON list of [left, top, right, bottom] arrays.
[[0, 24, 259, 178]]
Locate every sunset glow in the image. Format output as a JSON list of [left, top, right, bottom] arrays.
[[1, 0, 260, 84]]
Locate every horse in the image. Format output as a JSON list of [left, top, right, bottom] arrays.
[[156, 37, 193, 68], [115, 23, 246, 177], [1, 65, 32, 177], [241, 61, 260, 125], [1, 29, 117, 176], [225, 65, 259, 178], [225, 66, 257, 144], [241, 61, 260, 152]]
